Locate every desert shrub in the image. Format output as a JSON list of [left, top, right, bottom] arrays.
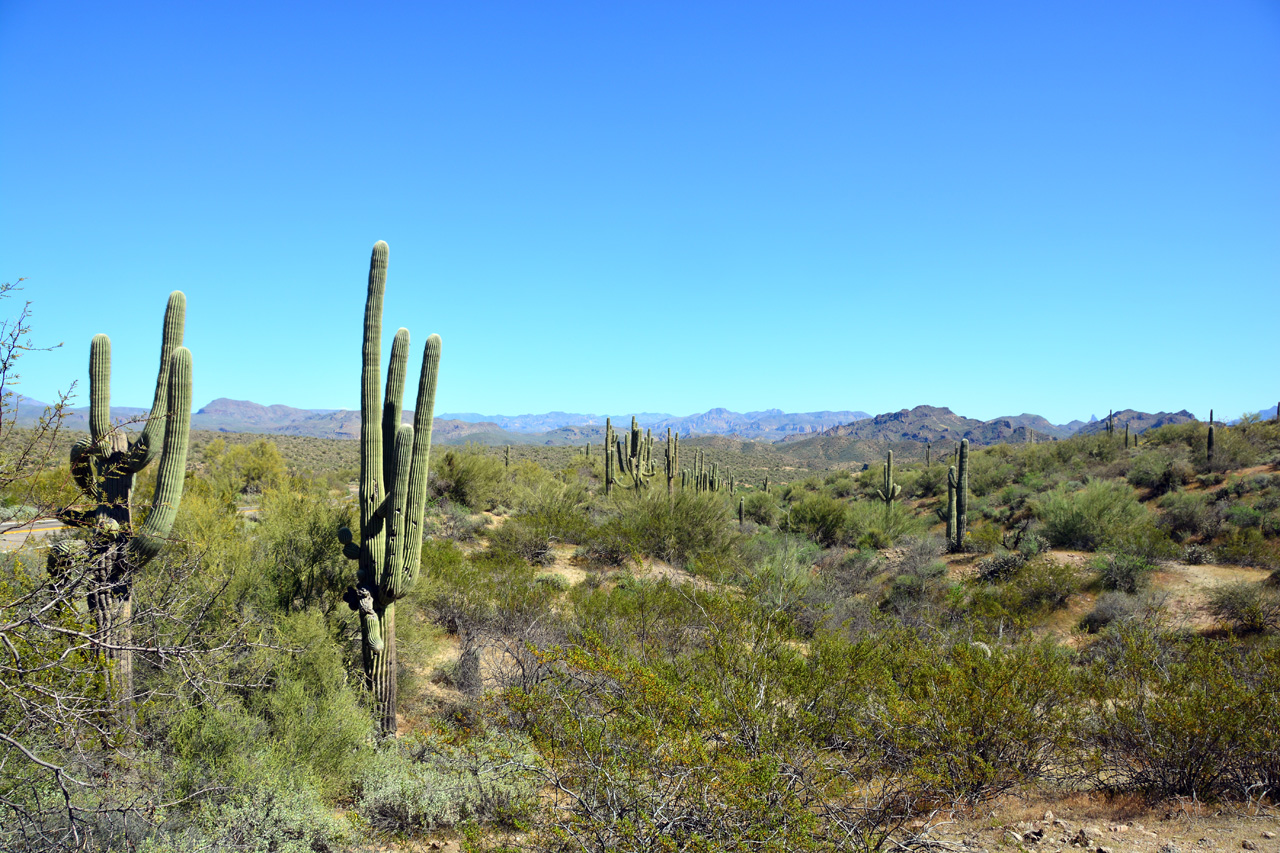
[[599, 490, 736, 568], [1085, 625, 1280, 798], [915, 462, 946, 498], [514, 480, 592, 543], [429, 501, 488, 542], [1224, 503, 1264, 529], [1182, 543, 1212, 565], [250, 484, 354, 618], [573, 524, 633, 567], [534, 571, 571, 591], [741, 490, 778, 527], [825, 471, 857, 498], [1006, 556, 1081, 611], [965, 522, 1003, 554], [786, 493, 848, 547], [977, 550, 1027, 583], [1036, 479, 1146, 551], [1206, 581, 1280, 634], [1158, 491, 1219, 541], [1091, 552, 1154, 594], [1216, 527, 1280, 568], [356, 730, 539, 832], [1079, 591, 1141, 633], [882, 539, 948, 614], [845, 500, 923, 549], [431, 447, 508, 511], [487, 518, 555, 566], [967, 453, 1014, 497], [876, 634, 1079, 803], [142, 784, 349, 853], [1103, 517, 1179, 563], [1126, 447, 1193, 496]]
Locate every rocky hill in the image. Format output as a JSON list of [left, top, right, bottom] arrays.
[[1073, 409, 1196, 436]]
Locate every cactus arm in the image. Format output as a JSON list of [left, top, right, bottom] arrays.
[[382, 424, 414, 597], [338, 526, 361, 560], [132, 291, 186, 471], [128, 346, 192, 565], [89, 334, 112, 452], [401, 334, 441, 584], [68, 437, 102, 501], [360, 241, 389, 579], [382, 327, 410, 489]]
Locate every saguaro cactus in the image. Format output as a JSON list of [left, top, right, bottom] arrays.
[[55, 292, 192, 708], [876, 450, 901, 507], [943, 465, 958, 545], [338, 242, 441, 735], [664, 427, 678, 496], [1207, 409, 1216, 466], [955, 439, 969, 550]]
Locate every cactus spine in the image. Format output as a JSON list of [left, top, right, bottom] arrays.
[[56, 292, 192, 709], [876, 450, 901, 507], [338, 242, 441, 735]]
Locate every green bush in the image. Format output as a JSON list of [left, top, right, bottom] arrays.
[[1216, 527, 1280, 568], [1079, 591, 1141, 633], [1091, 552, 1154, 594], [598, 490, 737, 568], [1126, 447, 1193, 496], [1158, 491, 1219, 541], [1085, 625, 1280, 797], [1036, 479, 1147, 551], [786, 493, 848, 547], [487, 518, 554, 566], [741, 490, 778, 527], [432, 446, 509, 511], [875, 634, 1079, 803], [514, 480, 592, 544], [1206, 581, 1280, 634], [356, 730, 539, 832]]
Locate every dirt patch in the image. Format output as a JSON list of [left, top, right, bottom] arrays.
[[924, 792, 1278, 853]]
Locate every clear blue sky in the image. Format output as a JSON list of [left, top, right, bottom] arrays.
[[3, 1, 1277, 425]]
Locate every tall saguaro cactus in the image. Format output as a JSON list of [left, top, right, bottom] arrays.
[[953, 439, 969, 551], [55, 292, 193, 708], [876, 450, 901, 507], [338, 242, 442, 735]]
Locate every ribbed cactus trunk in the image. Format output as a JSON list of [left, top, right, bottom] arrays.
[[665, 428, 677, 496], [55, 293, 192, 714], [340, 242, 441, 735], [954, 439, 969, 551], [877, 450, 901, 508], [945, 465, 957, 546]]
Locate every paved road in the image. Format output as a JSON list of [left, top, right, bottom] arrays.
[[0, 518, 69, 551], [0, 507, 259, 552]]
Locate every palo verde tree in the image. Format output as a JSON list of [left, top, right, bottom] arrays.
[[51, 292, 192, 707], [338, 241, 441, 735]]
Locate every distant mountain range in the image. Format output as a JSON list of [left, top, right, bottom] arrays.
[[8, 395, 1241, 448], [780, 405, 1073, 445], [1072, 409, 1196, 436], [436, 408, 871, 441]]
